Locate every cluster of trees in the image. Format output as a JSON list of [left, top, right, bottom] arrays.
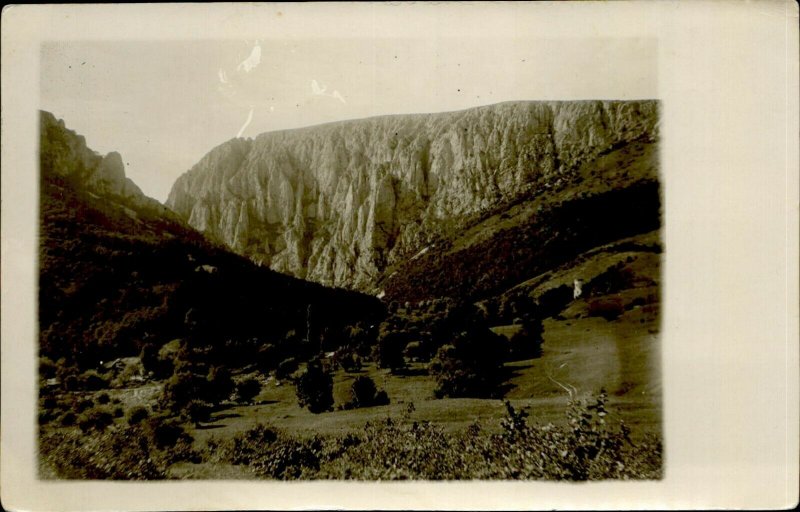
[[382, 181, 661, 303], [38, 160, 385, 373]]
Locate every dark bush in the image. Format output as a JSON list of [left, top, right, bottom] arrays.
[[429, 326, 509, 399], [508, 317, 544, 361], [75, 398, 93, 413], [139, 342, 160, 374], [375, 328, 406, 372], [206, 366, 234, 403], [39, 356, 58, 379], [79, 370, 110, 391], [149, 417, 190, 449], [349, 375, 385, 409], [185, 399, 213, 427], [162, 370, 206, 410], [113, 406, 124, 418], [403, 341, 427, 362], [77, 407, 114, 433], [127, 405, 149, 425], [60, 411, 77, 426], [373, 390, 390, 406], [295, 359, 333, 414], [587, 262, 635, 297], [62, 374, 79, 391], [537, 284, 574, 319], [587, 297, 625, 321], [38, 410, 55, 425], [236, 377, 261, 404], [42, 395, 59, 411], [96, 392, 111, 405]]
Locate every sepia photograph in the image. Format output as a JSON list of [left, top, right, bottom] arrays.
[[35, 32, 663, 480], [2, 1, 797, 510]]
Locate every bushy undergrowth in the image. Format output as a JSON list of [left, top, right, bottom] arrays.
[[39, 417, 196, 479], [209, 393, 661, 480], [40, 392, 661, 481]]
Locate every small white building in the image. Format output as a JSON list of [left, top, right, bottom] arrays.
[[573, 278, 584, 299]]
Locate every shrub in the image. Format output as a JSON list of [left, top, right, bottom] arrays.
[[40, 425, 166, 479], [139, 342, 160, 374], [148, 416, 190, 449], [39, 356, 58, 379], [127, 406, 149, 425], [79, 370, 110, 391], [587, 262, 635, 297], [113, 406, 124, 418], [429, 326, 509, 399], [41, 395, 59, 411], [75, 398, 93, 413], [77, 407, 114, 433], [162, 370, 206, 410], [348, 375, 386, 409], [96, 392, 111, 405], [38, 410, 55, 425], [403, 341, 426, 362], [508, 317, 544, 361], [206, 366, 234, 404], [60, 411, 77, 426], [185, 400, 213, 427], [375, 329, 406, 372], [295, 358, 333, 414], [373, 390, 390, 406], [587, 298, 625, 321], [62, 374, 79, 392], [236, 377, 261, 404], [537, 284, 573, 318]]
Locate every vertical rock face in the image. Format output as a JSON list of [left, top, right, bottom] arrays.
[[166, 100, 659, 291]]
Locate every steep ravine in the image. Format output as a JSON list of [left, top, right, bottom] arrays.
[[167, 100, 659, 291]]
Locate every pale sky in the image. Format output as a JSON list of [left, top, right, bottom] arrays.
[[41, 38, 656, 202]]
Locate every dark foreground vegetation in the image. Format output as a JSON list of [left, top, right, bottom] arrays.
[[40, 392, 661, 480]]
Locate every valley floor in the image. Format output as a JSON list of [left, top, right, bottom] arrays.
[[40, 304, 661, 480]]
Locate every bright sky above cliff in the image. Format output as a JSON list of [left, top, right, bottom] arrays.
[[41, 37, 656, 202]]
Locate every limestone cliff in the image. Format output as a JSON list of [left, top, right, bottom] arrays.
[[40, 110, 159, 211], [166, 100, 659, 291]]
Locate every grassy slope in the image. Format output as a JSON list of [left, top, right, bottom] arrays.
[[380, 139, 660, 303]]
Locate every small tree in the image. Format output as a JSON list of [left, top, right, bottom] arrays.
[[77, 408, 113, 433], [295, 358, 333, 414], [429, 326, 509, 399], [80, 370, 110, 391], [127, 406, 149, 426], [236, 377, 261, 404], [350, 375, 378, 408], [162, 370, 204, 411], [139, 342, 160, 374], [508, 316, 544, 361], [206, 366, 234, 404], [375, 329, 406, 372], [185, 399, 213, 427]]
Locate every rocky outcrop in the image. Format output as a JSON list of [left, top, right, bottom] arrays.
[[39, 111, 159, 210], [166, 100, 659, 291]]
